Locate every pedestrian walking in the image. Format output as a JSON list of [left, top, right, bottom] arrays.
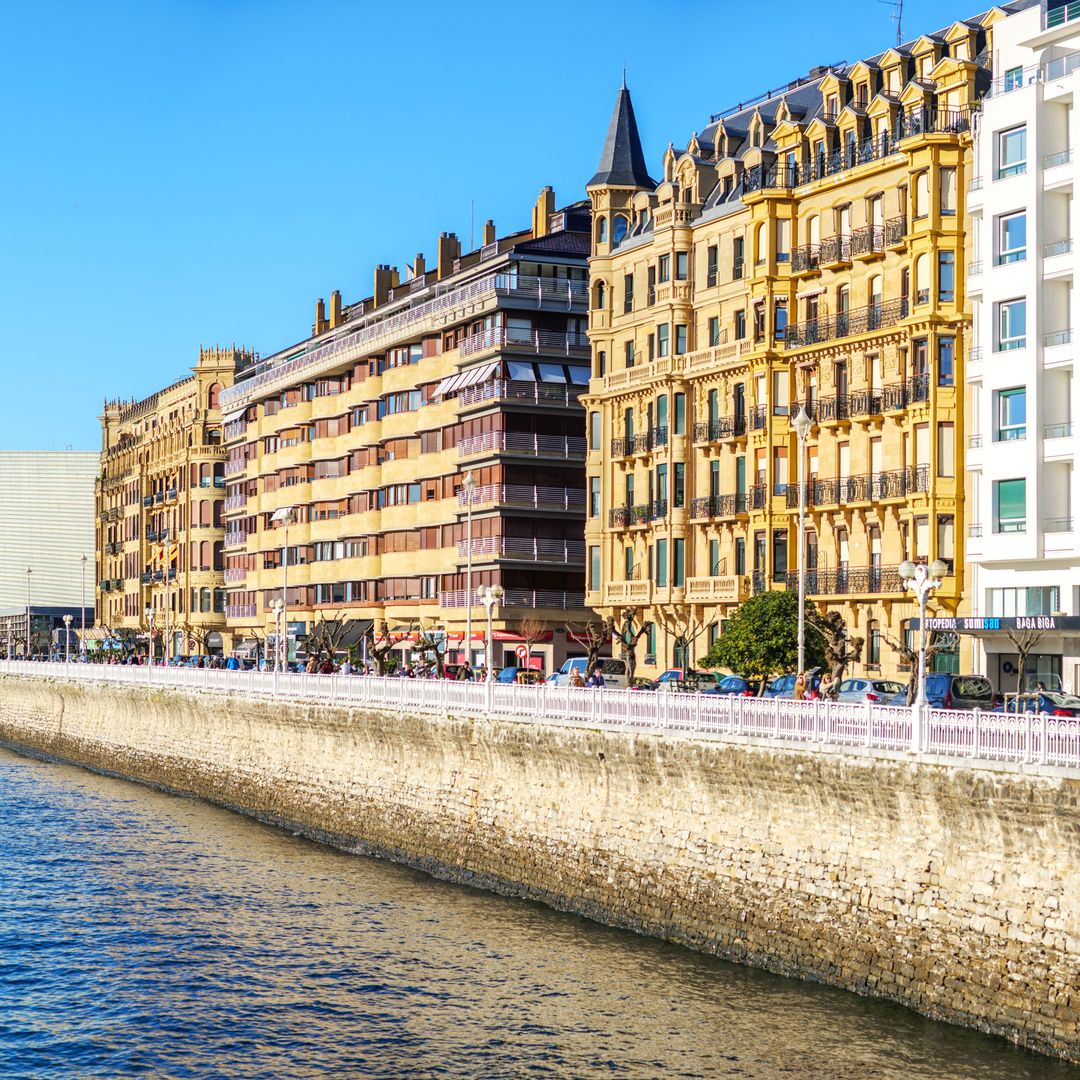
[[794, 671, 807, 700]]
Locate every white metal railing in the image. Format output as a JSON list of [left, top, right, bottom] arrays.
[[457, 431, 587, 459], [437, 588, 586, 609], [455, 536, 586, 562], [456, 379, 583, 410], [458, 328, 590, 359], [220, 273, 588, 412], [2, 661, 1077, 773], [457, 483, 586, 511]]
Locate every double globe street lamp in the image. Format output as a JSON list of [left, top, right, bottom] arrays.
[[898, 559, 949, 711], [479, 584, 503, 682]]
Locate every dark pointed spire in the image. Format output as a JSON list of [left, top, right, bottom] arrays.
[[588, 83, 656, 190]]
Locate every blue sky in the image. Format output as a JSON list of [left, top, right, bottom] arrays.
[[1, 0, 960, 450]]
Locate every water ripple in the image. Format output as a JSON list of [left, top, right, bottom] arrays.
[[0, 746, 1072, 1079]]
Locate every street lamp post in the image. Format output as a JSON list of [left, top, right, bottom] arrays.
[[270, 599, 283, 689], [898, 559, 949, 748], [271, 508, 294, 672], [479, 584, 504, 682], [63, 614, 72, 664], [145, 605, 154, 685], [80, 554, 88, 659], [25, 567, 31, 660], [161, 530, 171, 671], [792, 406, 814, 675], [463, 471, 475, 669]]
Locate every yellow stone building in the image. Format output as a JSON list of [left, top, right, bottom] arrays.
[[96, 346, 252, 655], [584, 18, 994, 679], [219, 190, 592, 672]]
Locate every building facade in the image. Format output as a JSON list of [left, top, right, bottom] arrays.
[[96, 347, 251, 656], [0, 450, 97, 655], [584, 15, 1010, 680], [966, 0, 1080, 691], [219, 190, 591, 673]]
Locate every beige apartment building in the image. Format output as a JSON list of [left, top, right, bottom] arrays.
[[96, 346, 252, 655], [219, 190, 591, 673], [583, 14, 1002, 679]]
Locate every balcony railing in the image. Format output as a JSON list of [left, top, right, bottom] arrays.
[[457, 379, 583, 410], [458, 484, 585, 512], [750, 405, 767, 430], [456, 537, 586, 563], [1044, 149, 1074, 170], [458, 328, 590, 360], [458, 431, 586, 459], [439, 588, 586, 610], [885, 215, 907, 245], [1045, 421, 1074, 439], [785, 298, 908, 350], [742, 110, 971, 195], [1047, 1, 1080, 29], [224, 493, 247, 511], [610, 435, 633, 458], [1045, 517, 1074, 533], [689, 493, 749, 519], [693, 415, 747, 442], [850, 225, 885, 258], [632, 427, 668, 454], [1045, 239, 1073, 258], [224, 530, 249, 547], [1045, 329, 1073, 348], [783, 565, 903, 596], [223, 568, 247, 583], [819, 235, 852, 265], [796, 376, 928, 426], [791, 244, 821, 273], [784, 465, 929, 508], [226, 603, 257, 620]]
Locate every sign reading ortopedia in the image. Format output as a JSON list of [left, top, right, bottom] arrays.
[[912, 616, 1080, 633]]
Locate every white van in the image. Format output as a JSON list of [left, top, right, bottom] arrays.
[[554, 656, 628, 688]]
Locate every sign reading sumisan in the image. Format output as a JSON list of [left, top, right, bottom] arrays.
[[912, 616, 1080, 633]]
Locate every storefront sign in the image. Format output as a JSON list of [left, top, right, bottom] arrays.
[[912, 616, 1080, 633]]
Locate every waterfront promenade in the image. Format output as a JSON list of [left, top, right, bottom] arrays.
[[2, 659, 1079, 774]]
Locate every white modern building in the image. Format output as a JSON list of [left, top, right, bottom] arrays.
[[967, 0, 1080, 691], [0, 451, 97, 654]]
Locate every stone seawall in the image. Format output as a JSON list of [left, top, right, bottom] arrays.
[[1, 674, 1077, 1061]]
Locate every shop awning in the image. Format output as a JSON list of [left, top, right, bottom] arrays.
[[433, 361, 500, 399]]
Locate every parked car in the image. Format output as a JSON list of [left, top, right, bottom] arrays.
[[998, 691, 1080, 717], [656, 668, 709, 685], [629, 677, 657, 691], [553, 657, 629, 688], [495, 665, 522, 683], [835, 677, 907, 704], [702, 675, 760, 696], [763, 673, 823, 699], [923, 673, 994, 711]]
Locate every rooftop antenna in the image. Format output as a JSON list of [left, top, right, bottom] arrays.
[[470, 199, 475, 252], [878, 0, 903, 47]]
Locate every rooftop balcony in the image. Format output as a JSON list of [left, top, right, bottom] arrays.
[[458, 328, 590, 361]]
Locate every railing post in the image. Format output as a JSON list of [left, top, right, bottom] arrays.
[[1026, 713, 1034, 764], [910, 703, 923, 754], [971, 709, 980, 758], [865, 700, 873, 746], [1040, 712, 1048, 765]]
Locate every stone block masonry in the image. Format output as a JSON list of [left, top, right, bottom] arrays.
[[1, 674, 1077, 1062]]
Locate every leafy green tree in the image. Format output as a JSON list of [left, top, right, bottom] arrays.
[[702, 591, 826, 691]]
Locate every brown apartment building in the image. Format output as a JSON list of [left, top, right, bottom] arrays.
[[219, 189, 592, 672]]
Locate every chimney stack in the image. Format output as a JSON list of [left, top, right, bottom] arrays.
[[437, 232, 461, 280], [409, 252, 426, 281], [329, 289, 342, 328], [482, 219, 496, 246], [313, 297, 328, 336], [373, 264, 399, 307], [532, 187, 555, 238]]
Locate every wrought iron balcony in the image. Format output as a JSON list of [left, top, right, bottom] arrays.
[[750, 405, 767, 430], [885, 215, 907, 246], [819, 235, 852, 265], [651, 499, 668, 520], [689, 493, 749, 519], [631, 426, 668, 454], [792, 244, 821, 273], [784, 465, 929, 508], [850, 225, 885, 258], [693, 415, 747, 442], [785, 298, 908, 350], [610, 435, 633, 458], [783, 565, 904, 596]]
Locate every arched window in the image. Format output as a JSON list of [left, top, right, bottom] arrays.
[[200, 540, 212, 570], [207, 383, 222, 411], [807, 214, 820, 245], [914, 253, 930, 305], [612, 215, 629, 244], [597, 216, 608, 244], [914, 171, 930, 218], [594, 280, 607, 310], [867, 620, 881, 667], [755, 222, 767, 264]]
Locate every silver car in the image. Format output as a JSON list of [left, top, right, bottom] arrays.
[[835, 677, 906, 704]]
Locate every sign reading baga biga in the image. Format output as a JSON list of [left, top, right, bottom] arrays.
[[912, 615, 1080, 633]]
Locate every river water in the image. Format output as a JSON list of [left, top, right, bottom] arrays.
[[0, 746, 1073, 1079]]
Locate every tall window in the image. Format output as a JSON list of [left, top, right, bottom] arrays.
[[658, 254, 671, 282], [675, 324, 688, 355], [996, 387, 1027, 441], [995, 478, 1026, 533], [623, 273, 634, 313], [1002, 66, 1023, 92], [937, 337, 954, 386], [996, 212, 1026, 264], [708, 316, 720, 347], [937, 422, 955, 476], [938, 251, 955, 304], [706, 245, 718, 287], [675, 252, 688, 280], [674, 393, 686, 435], [732, 237, 744, 280], [613, 215, 628, 244], [589, 476, 601, 517], [996, 299, 1026, 351], [657, 323, 670, 357], [709, 538, 720, 575], [735, 537, 746, 575], [673, 462, 685, 508], [589, 546, 600, 591], [589, 411, 600, 450], [655, 538, 668, 587], [734, 309, 746, 339], [940, 167, 956, 215], [997, 126, 1027, 178], [867, 621, 881, 667]]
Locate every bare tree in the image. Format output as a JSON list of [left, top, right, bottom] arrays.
[[306, 613, 357, 663], [364, 622, 401, 675], [810, 611, 865, 699], [615, 607, 651, 681], [881, 628, 949, 705], [517, 614, 545, 669], [414, 619, 447, 677], [653, 605, 711, 680], [1004, 628, 1046, 695], [567, 616, 614, 671]]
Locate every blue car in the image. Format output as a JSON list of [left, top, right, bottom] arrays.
[[703, 675, 760, 696]]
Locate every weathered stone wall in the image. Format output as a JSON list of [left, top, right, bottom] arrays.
[[1, 675, 1077, 1061]]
